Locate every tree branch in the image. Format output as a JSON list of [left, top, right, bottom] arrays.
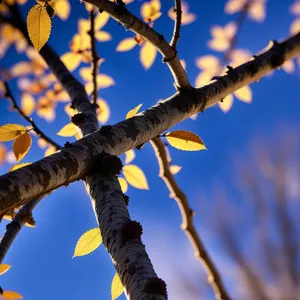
[[89, 9, 99, 105], [0, 195, 44, 264], [84, 0, 190, 89], [85, 154, 167, 300], [3, 82, 62, 150], [170, 0, 182, 49], [0, 32, 299, 213], [150, 137, 230, 300], [6, 4, 98, 135]]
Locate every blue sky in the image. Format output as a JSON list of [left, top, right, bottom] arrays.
[[0, 0, 300, 299]]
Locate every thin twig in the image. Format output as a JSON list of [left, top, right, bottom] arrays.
[[84, 0, 191, 89], [150, 137, 230, 300], [170, 0, 182, 49], [0, 195, 44, 264], [3, 82, 62, 150], [89, 9, 99, 105]]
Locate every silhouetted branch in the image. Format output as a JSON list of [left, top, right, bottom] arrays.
[[84, 0, 190, 89], [89, 9, 99, 105], [150, 137, 230, 300], [170, 0, 182, 49], [3, 82, 62, 150]]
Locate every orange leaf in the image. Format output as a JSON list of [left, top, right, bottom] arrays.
[[12, 132, 32, 162]]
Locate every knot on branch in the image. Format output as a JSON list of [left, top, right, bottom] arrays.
[[162, 49, 177, 63], [6, 220, 21, 231], [18, 210, 36, 226], [144, 277, 168, 298], [92, 153, 123, 177], [122, 220, 143, 240], [71, 113, 85, 126]]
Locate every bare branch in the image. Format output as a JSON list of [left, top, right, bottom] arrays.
[[0, 195, 44, 264], [84, 0, 190, 89], [0, 32, 299, 213], [3, 82, 62, 150], [170, 0, 182, 49], [150, 137, 230, 300], [89, 9, 100, 105]]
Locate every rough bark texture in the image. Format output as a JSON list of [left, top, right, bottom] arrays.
[[85, 171, 166, 300], [0, 32, 299, 213]]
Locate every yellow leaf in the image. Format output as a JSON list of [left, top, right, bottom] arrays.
[[118, 177, 128, 193], [9, 162, 32, 172], [94, 11, 110, 30], [73, 228, 102, 258], [116, 38, 137, 52], [27, 4, 51, 52], [57, 123, 78, 137], [234, 85, 252, 103], [126, 104, 142, 119], [95, 31, 111, 42], [64, 104, 77, 117], [282, 60, 295, 74], [97, 99, 110, 124], [170, 165, 182, 175], [219, 94, 234, 113], [124, 149, 135, 164], [96, 74, 115, 89], [44, 145, 56, 157], [165, 130, 206, 151], [0, 264, 11, 275], [123, 164, 149, 190], [21, 93, 35, 116], [111, 273, 124, 300], [0, 124, 27, 142], [12, 132, 32, 162], [11, 62, 32, 77], [0, 143, 7, 165], [2, 291, 23, 299], [140, 42, 156, 70], [61, 52, 81, 71], [290, 18, 300, 35], [53, 0, 70, 20]]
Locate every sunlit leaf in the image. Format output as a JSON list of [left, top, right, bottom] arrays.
[[73, 228, 102, 258], [95, 31, 111, 42], [125, 149, 135, 164], [116, 38, 137, 52], [27, 4, 51, 51], [44, 145, 56, 157], [123, 164, 149, 190], [165, 130, 206, 151], [11, 62, 32, 77], [0, 124, 27, 142], [95, 11, 110, 30], [61, 52, 81, 71], [170, 165, 182, 175], [97, 99, 110, 124], [0, 264, 11, 275], [21, 93, 35, 116], [0, 144, 7, 165], [282, 60, 295, 74], [111, 273, 124, 300], [140, 42, 156, 69], [12, 132, 32, 162], [2, 290, 23, 299], [219, 94, 234, 113], [9, 162, 32, 172], [126, 104, 142, 119], [53, 0, 70, 20], [118, 177, 128, 193], [234, 85, 252, 103], [57, 123, 78, 137]]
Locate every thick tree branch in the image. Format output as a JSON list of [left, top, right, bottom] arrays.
[[85, 155, 167, 300], [0, 32, 299, 213], [150, 137, 230, 300], [84, 0, 190, 89], [3, 82, 62, 150], [170, 0, 182, 49]]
